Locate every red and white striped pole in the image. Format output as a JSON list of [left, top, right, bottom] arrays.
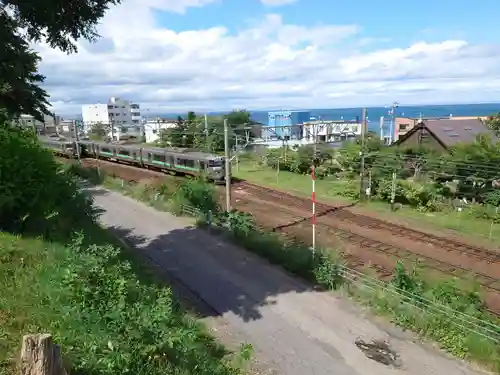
[[311, 164, 316, 257]]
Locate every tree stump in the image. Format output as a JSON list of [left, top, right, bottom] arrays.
[[20, 334, 67, 375]]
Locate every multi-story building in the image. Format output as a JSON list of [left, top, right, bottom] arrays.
[[81, 96, 141, 135], [143, 118, 179, 144], [302, 119, 362, 144], [13, 114, 60, 135], [263, 110, 311, 140]]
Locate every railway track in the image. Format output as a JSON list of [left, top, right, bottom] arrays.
[[234, 181, 500, 262], [70, 160, 500, 315], [269, 219, 500, 316], [236, 180, 500, 314]]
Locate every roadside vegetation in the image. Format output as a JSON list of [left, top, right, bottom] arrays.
[[231, 132, 500, 242], [0, 126, 250, 375], [71, 166, 500, 373]]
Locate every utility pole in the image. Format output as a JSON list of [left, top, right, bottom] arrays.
[[390, 171, 397, 211], [311, 123, 318, 258], [224, 118, 231, 212], [110, 120, 115, 142], [388, 101, 399, 144], [359, 108, 367, 201], [204, 114, 209, 151], [73, 120, 81, 164]]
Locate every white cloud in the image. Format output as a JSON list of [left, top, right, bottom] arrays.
[[34, 0, 500, 116], [260, 0, 297, 6]]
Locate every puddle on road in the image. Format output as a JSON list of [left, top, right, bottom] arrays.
[[354, 338, 400, 367]]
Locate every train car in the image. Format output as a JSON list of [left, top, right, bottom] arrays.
[[78, 140, 98, 158], [39, 138, 229, 184], [141, 146, 227, 182], [39, 138, 79, 158]]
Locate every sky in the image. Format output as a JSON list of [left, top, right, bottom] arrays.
[[34, 0, 500, 115]]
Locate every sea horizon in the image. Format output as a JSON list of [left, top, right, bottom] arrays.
[[155, 102, 500, 137]]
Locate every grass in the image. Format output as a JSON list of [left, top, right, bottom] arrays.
[[77, 170, 500, 373], [0, 220, 247, 375], [233, 159, 353, 203], [233, 160, 500, 244]]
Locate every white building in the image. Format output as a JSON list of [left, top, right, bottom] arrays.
[[302, 120, 362, 144], [81, 96, 141, 135], [143, 118, 179, 144]]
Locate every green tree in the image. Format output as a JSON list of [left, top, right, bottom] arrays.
[[89, 122, 109, 141], [1, 0, 121, 121], [485, 113, 500, 137], [226, 110, 251, 126], [0, 125, 96, 236], [444, 134, 500, 200]]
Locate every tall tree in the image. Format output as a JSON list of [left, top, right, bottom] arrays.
[[0, 0, 121, 121], [486, 113, 500, 137]]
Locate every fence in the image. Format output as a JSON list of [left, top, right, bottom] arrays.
[[20, 334, 67, 375], [178, 202, 500, 343]]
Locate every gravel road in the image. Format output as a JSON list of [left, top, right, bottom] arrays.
[[88, 186, 485, 375]]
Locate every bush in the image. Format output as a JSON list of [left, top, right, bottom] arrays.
[[338, 180, 360, 200], [0, 231, 243, 375], [375, 178, 440, 210], [171, 179, 220, 214], [0, 126, 96, 237]]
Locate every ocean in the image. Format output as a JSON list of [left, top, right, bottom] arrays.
[[243, 103, 500, 136], [161, 103, 500, 137]]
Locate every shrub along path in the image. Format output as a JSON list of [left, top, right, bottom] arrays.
[[88, 184, 487, 375]]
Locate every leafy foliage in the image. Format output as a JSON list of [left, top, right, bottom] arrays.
[[158, 110, 256, 152], [486, 113, 500, 137], [0, 230, 244, 375], [89, 121, 111, 140], [0, 12, 50, 122], [171, 179, 220, 214], [1, 0, 121, 120], [0, 125, 96, 237]]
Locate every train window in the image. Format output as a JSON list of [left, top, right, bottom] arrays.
[[177, 158, 195, 168], [209, 158, 224, 167], [101, 147, 111, 153], [119, 149, 130, 156], [153, 153, 166, 162]]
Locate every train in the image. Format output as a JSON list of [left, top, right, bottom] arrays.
[[39, 137, 228, 183]]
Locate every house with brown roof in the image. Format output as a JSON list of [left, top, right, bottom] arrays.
[[393, 116, 488, 142], [395, 118, 497, 152]]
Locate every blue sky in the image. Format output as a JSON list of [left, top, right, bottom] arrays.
[[155, 0, 498, 44], [36, 0, 500, 114]]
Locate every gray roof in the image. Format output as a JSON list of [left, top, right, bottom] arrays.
[[424, 118, 497, 147]]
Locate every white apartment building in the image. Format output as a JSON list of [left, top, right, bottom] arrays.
[[302, 120, 362, 144], [81, 96, 141, 134], [144, 118, 179, 144]]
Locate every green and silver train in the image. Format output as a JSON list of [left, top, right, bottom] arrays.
[[40, 138, 228, 183]]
